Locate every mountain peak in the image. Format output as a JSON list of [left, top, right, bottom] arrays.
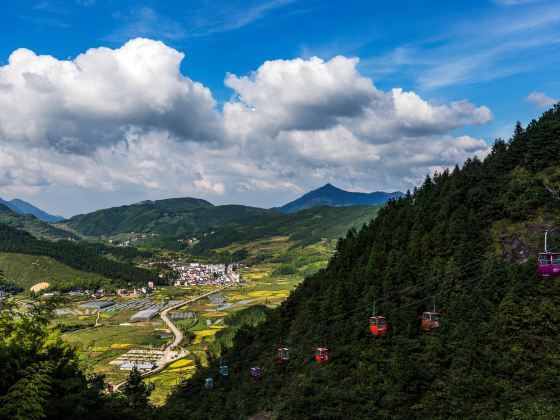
[[318, 183, 341, 192], [0, 197, 64, 223], [279, 184, 403, 213]]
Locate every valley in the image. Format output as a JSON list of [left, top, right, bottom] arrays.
[[0, 196, 375, 406]]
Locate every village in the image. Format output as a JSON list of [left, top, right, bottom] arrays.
[[167, 261, 240, 286]]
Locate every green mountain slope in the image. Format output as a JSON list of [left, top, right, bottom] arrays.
[[0, 224, 157, 288], [61, 197, 271, 237], [191, 205, 382, 257], [160, 108, 560, 419], [0, 253, 109, 291], [0, 204, 73, 240]]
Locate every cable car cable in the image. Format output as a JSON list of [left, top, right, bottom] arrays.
[[306, 224, 560, 331], [197, 227, 560, 381]]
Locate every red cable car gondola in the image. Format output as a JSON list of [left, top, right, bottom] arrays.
[[421, 312, 441, 331], [315, 347, 330, 364], [369, 316, 387, 335], [421, 297, 441, 331], [369, 302, 387, 336], [537, 230, 560, 277]]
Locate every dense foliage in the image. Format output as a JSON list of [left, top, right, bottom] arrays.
[[0, 270, 23, 294], [160, 107, 560, 418], [78, 241, 155, 264], [0, 224, 157, 288], [0, 298, 156, 419]]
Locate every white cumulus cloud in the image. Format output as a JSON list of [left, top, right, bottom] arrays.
[[526, 91, 557, 108], [0, 41, 494, 215], [0, 38, 222, 154]]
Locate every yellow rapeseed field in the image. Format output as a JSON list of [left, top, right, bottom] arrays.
[[193, 329, 218, 344], [169, 359, 193, 368], [90, 346, 109, 352], [110, 343, 131, 349]]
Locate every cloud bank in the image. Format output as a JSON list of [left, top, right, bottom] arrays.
[[0, 38, 493, 215]]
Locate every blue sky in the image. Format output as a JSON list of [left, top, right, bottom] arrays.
[[0, 0, 559, 216]]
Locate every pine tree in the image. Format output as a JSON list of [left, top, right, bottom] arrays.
[[122, 366, 149, 411]]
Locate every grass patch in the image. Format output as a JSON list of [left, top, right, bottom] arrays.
[[0, 252, 109, 290]]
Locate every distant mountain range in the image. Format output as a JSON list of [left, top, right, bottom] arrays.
[[0, 203, 72, 240], [0, 197, 64, 223], [56, 196, 383, 252], [278, 183, 404, 213]]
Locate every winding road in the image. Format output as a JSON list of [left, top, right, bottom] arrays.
[[113, 284, 233, 390], [160, 285, 231, 350]]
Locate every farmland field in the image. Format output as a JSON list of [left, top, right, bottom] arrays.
[[62, 314, 169, 384], [143, 265, 304, 404]]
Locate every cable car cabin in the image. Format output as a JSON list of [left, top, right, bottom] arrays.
[[204, 378, 214, 390], [369, 316, 387, 336], [277, 347, 290, 363], [250, 367, 262, 380], [315, 347, 330, 364], [537, 252, 560, 277], [421, 312, 441, 331], [219, 364, 229, 378]]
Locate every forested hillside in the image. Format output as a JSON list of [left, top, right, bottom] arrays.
[[160, 107, 560, 419], [61, 197, 270, 237], [0, 253, 110, 291], [191, 205, 381, 257], [0, 224, 156, 288]]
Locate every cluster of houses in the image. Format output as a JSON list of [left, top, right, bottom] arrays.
[[105, 232, 160, 247], [172, 262, 240, 286], [116, 282, 156, 297], [41, 282, 157, 299], [42, 288, 105, 298]]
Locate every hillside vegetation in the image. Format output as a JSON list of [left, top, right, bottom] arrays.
[[192, 205, 381, 258], [61, 197, 271, 237], [160, 108, 560, 418], [0, 253, 109, 291], [60, 198, 381, 254], [0, 224, 156, 288]]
